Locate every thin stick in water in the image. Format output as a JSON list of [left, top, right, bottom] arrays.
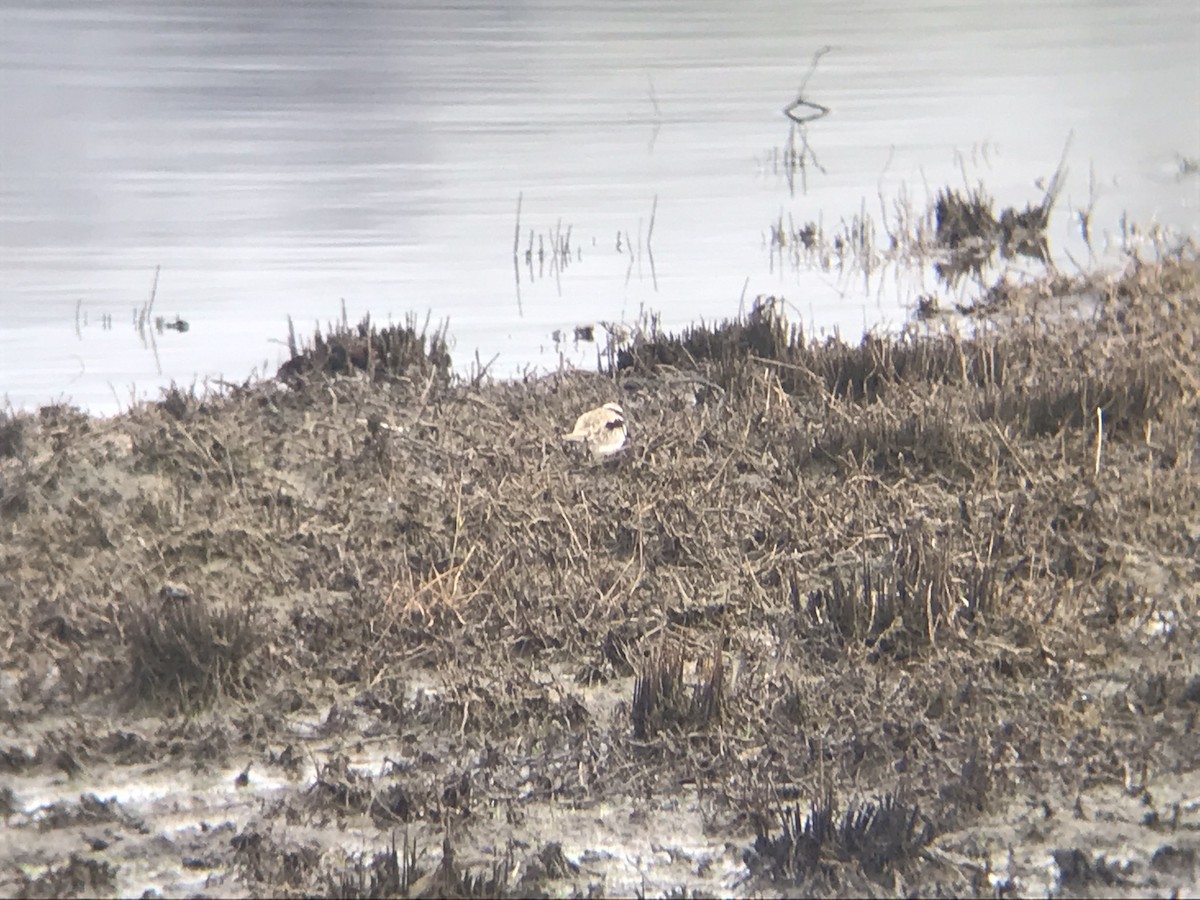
[[513, 192, 523, 258]]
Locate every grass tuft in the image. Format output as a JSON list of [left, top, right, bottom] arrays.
[[124, 587, 259, 713]]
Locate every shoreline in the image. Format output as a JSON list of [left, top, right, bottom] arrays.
[[1, 246, 1198, 897]]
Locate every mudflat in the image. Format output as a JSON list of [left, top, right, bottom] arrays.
[[1, 247, 1198, 898]]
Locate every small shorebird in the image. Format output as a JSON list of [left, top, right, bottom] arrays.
[[561, 402, 628, 459]]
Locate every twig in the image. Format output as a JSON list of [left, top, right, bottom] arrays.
[[784, 47, 832, 126], [512, 192, 522, 259], [145, 265, 160, 324], [989, 422, 1036, 484]]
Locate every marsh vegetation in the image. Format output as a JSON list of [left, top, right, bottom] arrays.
[[1, 242, 1198, 897]]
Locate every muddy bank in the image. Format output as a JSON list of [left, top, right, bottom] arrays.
[[1, 247, 1198, 898]]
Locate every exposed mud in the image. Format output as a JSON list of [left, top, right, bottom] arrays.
[[2, 246, 1198, 898]]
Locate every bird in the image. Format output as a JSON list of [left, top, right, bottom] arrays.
[[561, 402, 628, 459]]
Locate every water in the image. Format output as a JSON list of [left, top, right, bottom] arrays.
[[2, 0, 1198, 413]]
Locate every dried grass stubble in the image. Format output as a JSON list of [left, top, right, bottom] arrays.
[[124, 589, 262, 713], [602, 260, 1195, 809], [0, 411, 29, 461], [326, 831, 511, 900], [746, 792, 934, 889], [231, 827, 322, 892], [619, 331, 993, 754], [631, 641, 724, 740], [300, 306, 1029, 693], [278, 314, 452, 387], [2, 255, 1195, 897], [10, 853, 119, 900]]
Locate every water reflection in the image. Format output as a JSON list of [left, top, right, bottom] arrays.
[[0, 0, 1197, 412]]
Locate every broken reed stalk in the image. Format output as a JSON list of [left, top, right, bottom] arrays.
[[135, 265, 161, 335], [513, 192, 523, 259], [1094, 406, 1104, 476], [145, 265, 160, 322], [647, 194, 658, 249], [783, 45, 832, 125]]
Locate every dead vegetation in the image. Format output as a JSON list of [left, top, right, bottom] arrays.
[[745, 793, 934, 892], [325, 833, 511, 900], [12, 853, 118, 899], [631, 641, 724, 739], [278, 307, 452, 387], [0, 244, 1197, 896], [123, 586, 261, 713], [770, 160, 1065, 289]]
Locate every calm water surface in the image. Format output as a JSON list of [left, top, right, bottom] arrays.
[[2, 0, 1198, 412]]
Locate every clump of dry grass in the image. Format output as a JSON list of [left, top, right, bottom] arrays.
[[746, 793, 934, 889], [932, 180, 1057, 257], [326, 832, 511, 900], [631, 642, 724, 739], [157, 383, 202, 422], [10, 854, 117, 900], [934, 184, 996, 249], [805, 522, 997, 657], [307, 754, 375, 817], [326, 835, 416, 899], [123, 588, 260, 713], [12, 853, 118, 900], [231, 827, 323, 893], [770, 168, 1064, 289], [278, 310, 451, 386], [0, 412, 28, 460]]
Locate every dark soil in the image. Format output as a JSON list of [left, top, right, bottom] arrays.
[[1, 246, 1198, 898]]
